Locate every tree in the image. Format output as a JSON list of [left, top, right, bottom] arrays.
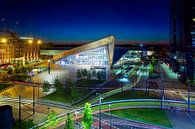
[[42, 80, 51, 92], [14, 66, 20, 74], [82, 69, 88, 77], [13, 119, 35, 129], [100, 71, 106, 80], [149, 63, 154, 77], [7, 67, 14, 75], [97, 71, 102, 81], [71, 83, 77, 100], [45, 111, 58, 128], [54, 77, 63, 91], [92, 70, 96, 78], [26, 67, 32, 73], [65, 79, 72, 94], [64, 113, 74, 129], [76, 69, 82, 80], [151, 56, 155, 65], [82, 103, 93, 129], [87, 71, 92, 80]]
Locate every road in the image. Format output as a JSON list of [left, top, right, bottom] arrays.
[[35, 98, 195, 129], [93, 113, 167, 129], [89, 65, 145, 104], [166, 111, 195, 129]]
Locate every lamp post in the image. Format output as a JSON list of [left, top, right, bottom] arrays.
[[74, 111, 79, 126], [19, 95, 21, 129], [160, 75, 163, 109], [188, 84, 190, 113], [160, 65, 164, 109], [109, 104, 112, 129], [145, 65, 149, 94], [48, 58, 50, 74], [187, 79, 191, 113], [99, 96, 103, 129]]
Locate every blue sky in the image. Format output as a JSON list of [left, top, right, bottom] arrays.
[[0, 0, 170, 44]]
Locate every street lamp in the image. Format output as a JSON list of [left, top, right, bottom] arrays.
[[74, 111, 79, 127], [48, 59, 51, 74], [99, 96, 103, 129], [37, 40, 42, 44], [28, 39, 33, 44], [109, 104, 112, 129], [1, 38, 7, 43], [160, 65, 164, 109], [186, 79, 191, 113]]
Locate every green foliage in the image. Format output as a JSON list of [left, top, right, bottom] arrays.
[[151, 56, 155, 65], [71, 82, 77, 100], [100, 71, 106, 80], [54, 77, 63, 91], [86, 71, 91, 80], [82, 103, 93, 129], [76, 70, 82, 80], [66, 78, 72, 94], [97, 71, 102, 81], [7, 67, 14, 75], [43, 80, 51, 92], [82, 69, 88, 77], [186, 78, 194, 86], [97, 71, 105, 81], [149, 63, 154, 76], [45, 111, 59, 127], [13, 119, 35, 129], [64, 113, 74, 129], [92, 70, 96, 78]]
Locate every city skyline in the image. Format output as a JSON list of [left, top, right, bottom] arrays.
[[0, 0, 170, 44]]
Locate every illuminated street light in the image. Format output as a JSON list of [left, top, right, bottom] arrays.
[[28, 39, 33, 44], [99, 96, 103, 129], [193, 18, 195, 21], [48, 59, 51, 74], [1, 38, 7, 43], [37, 40, 42, 44]]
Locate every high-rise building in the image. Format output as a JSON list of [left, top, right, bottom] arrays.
[[169, 0, 195, 83]]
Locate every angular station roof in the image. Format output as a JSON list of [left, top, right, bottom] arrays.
[[52, 35, 115, 66]]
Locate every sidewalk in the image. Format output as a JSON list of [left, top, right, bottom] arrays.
[[166, 111, 195, 129], [93, 113, 169, 129]]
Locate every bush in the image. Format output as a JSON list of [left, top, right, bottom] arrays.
[[43, 80, 51, 92]]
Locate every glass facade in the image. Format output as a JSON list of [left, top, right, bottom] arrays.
[[57, 46, 109, 68]]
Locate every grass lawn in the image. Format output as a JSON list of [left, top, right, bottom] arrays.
[[111, 108, 172, 128], [0, 83, 11, 91], [42, 89, 91, 104], [13, 119, 35, 129], [104, 90, 159, 101], [76, 79, 105, 86]]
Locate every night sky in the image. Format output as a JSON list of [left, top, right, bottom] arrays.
[[0, 0, 170, 44]]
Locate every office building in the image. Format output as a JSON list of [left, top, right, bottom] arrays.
[[0, 30, 41, 66], [169, 0, 195, 83]]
